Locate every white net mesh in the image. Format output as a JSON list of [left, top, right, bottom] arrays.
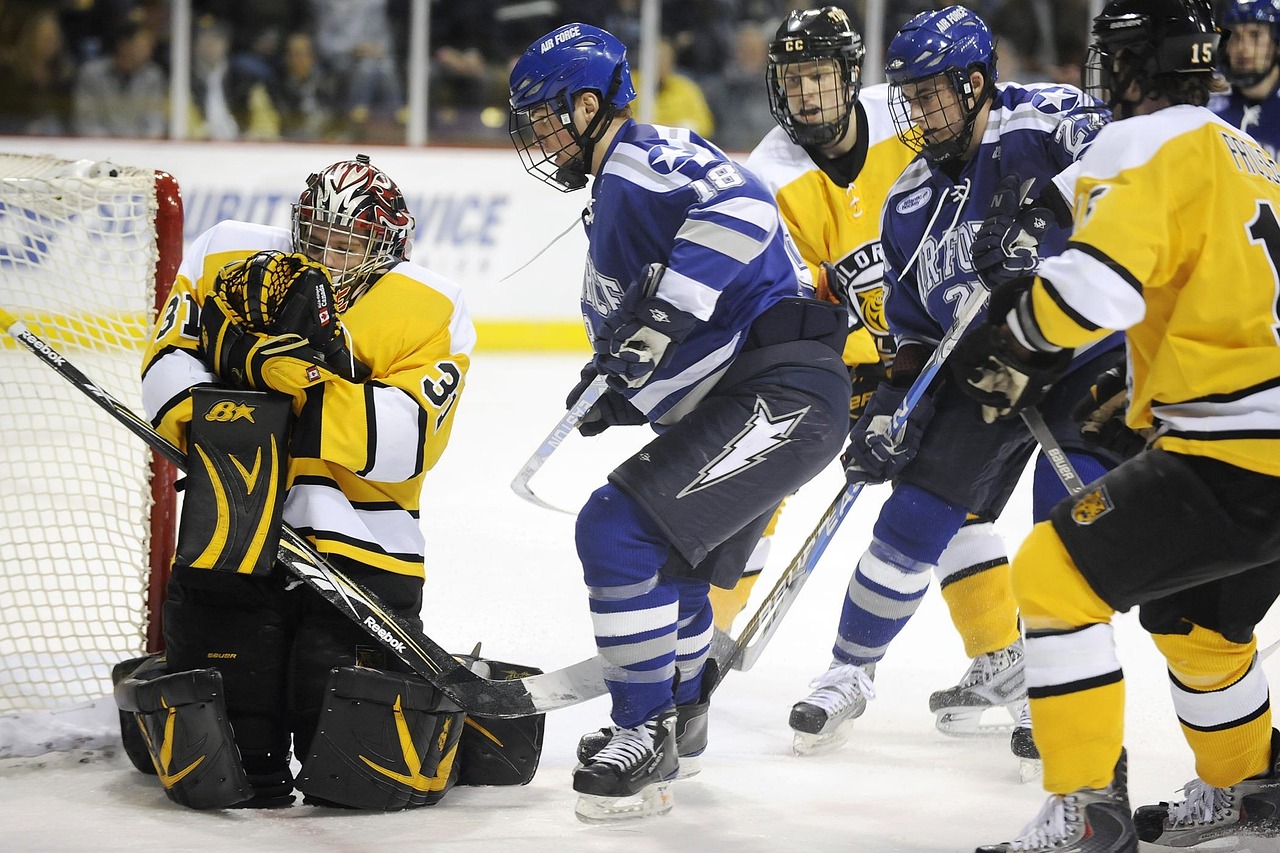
[[0, 154, 169, 733]]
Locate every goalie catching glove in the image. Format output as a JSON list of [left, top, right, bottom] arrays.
[[200, 251, 365, 404]]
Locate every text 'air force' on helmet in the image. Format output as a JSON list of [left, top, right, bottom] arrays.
[[508, 23, 637, 192], [884, 5, 996, 161], [765, 6, 866, 148]]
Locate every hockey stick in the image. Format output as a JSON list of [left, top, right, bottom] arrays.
[[0, 306, 607, 718], [509, 374, 608, 514], [1020, 407, 1086, 497], [726, 286, 990, 674]]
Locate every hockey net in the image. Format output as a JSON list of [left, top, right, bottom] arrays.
[[0, 154, 181, 757]]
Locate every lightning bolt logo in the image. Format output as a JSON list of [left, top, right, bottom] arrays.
[[677, 398, 809, 498]]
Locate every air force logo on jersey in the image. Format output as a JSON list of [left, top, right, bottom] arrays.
[[677, 398, 809, 497]]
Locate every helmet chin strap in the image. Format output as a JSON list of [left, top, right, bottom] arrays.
[[558, 68, 625, 190]]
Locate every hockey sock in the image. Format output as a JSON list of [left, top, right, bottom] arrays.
[[935, 521, 1019, 658], [1152, 626, 1273, 786], [1031, 450, 1110, 520], [578, 484, 679, 729], [833, 485, 966, 663], [673, 576, 713, 706], [1015, 521, 1123, 793]]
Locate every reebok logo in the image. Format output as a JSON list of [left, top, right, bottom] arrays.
[[365, 616, 408, 654], [18, 329, 66, 366]]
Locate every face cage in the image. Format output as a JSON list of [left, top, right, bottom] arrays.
[[766, 57, 859, 148], [292, 205, 400, 311], [1082, 44, 1138, 113], [509, 96, 590, 192], [1224, 25, 1280, 87], [888, 68, 981, 162]]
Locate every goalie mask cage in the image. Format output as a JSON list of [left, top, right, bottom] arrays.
[[0, 154, 180, 753]]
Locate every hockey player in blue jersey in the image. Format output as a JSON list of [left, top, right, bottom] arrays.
[[508, 23, 850, 821], [1211, 0, 1280, 156], [787, 5, 1126, 769]]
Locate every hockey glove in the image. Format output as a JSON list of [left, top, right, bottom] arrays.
[[848, 360, 889, 427], [593, 264, 697, 389], [1071, 361, 1149, 459], [566, 363, 647, 436], [842, 381, 935, 485], [971, 174, 1050, 290], [200, 291, 341, 408]]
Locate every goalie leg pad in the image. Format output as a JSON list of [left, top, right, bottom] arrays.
[[113, 662, 253, 810], [297, 666, 465, 810], [175, 387, 292, 575], [112, 654, 164, 775], [456, 659, 547, 787]]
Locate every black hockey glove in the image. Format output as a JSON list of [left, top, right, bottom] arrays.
[[566, 363, 647, 437], [1071, 360, 1148, 459], [950, 279, 1072, 424], [971, 173, 1050, 290], [842, 381, 935, 485], [593, 264, 697, 389]]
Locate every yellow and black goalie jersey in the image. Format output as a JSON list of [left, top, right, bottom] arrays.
[[1029, 104, 1280, 477], [142, 220, 477, 577], [745, 83, 917, 368]]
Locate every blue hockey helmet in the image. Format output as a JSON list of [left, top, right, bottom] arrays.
[[766, 6, 866, 148], [1222, 0, 1280, 87], [1084, 0, 1221, 112], [884, 5, 997, 161], [508, 23, 637, 191]]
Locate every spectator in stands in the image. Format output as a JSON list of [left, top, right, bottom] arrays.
[[187, 15, 280, 141], [274, 31, 336, 141], [0, 7, 75, 136], [631, 37, 716, 138], [307, 0, 405, 138], [72, 13, 167, 138], [705, 20, 778, 152]]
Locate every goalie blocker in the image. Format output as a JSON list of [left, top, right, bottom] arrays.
[[114, 654, 546, 810]]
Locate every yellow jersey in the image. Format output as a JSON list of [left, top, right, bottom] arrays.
[[142, 220, 476, 576], [745, 84, 917, 367], [1030, 105, 1280, 476]]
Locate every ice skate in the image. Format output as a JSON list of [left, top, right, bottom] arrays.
[[572, 708, 678, 822], [1011, 700, 1041, 783], [929, 639, 1026, 736], [576, 662, 715, 779], [789, 662, 876, 756], [977, 750, 1136, 852], [1132, 729, 1280, 849]]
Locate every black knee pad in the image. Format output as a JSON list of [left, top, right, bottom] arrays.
[[114, 657, 253, 810], [297, 666, 464, 810]]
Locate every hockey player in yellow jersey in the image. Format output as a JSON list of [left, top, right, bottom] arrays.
[[951, 2, 1280, 850], [737, 6, 1031, 762], [126, 154, 502, 812]]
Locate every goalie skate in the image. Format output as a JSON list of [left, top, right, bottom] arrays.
[[573, 709, 678, 823], [929, 640, 1026, 737], [789, 662, 875, 756]]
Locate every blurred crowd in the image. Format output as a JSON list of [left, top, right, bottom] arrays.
[[0, 0, 1095, 151]]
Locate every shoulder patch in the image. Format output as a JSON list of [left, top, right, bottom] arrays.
[[896, 186, 932, 214], [1069, 485, 1114, 526]]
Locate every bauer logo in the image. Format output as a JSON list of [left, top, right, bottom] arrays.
[[896, 187, 932, 214], [1070, 485, 1114, 526]]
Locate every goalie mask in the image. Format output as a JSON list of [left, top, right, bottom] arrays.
[[885, 5, 997, 162], [508, 23, 636, 192], [292, 154, 413, 311], [1083, 0, 1220, 114], [1223, 0, 1280, 88], [766, 6, 866, 149]]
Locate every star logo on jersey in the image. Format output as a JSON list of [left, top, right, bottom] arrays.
[[649, 145, 693, 174], [677, 398, 809, 497], [1032, 88, 1079, 112]]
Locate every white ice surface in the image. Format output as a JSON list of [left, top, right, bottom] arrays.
[[4, 353, 1278, 853]]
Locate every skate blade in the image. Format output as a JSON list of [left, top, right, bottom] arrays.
[[574, 782, 674, 823], [1137, 842, 1264, 853], [791, 721, 854, 757], [934, 705, 1020, 738], [1018, 757, 1042, 784], [675, 754, 701, 780]]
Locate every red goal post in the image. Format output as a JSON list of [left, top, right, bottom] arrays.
[[0, 154, 181, 751]]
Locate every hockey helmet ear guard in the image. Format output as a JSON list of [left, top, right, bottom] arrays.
[[292, 153, 414, 311], [508, 23, 636, 191], [885, 5, 997, 162], [766, 6, 866, 148]]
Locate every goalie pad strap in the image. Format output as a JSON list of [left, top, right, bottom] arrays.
[[457, 657, 547, 787], [175, 387, 291, 574], [113, 658, 253, 810], [298, 666, 465, 810]]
